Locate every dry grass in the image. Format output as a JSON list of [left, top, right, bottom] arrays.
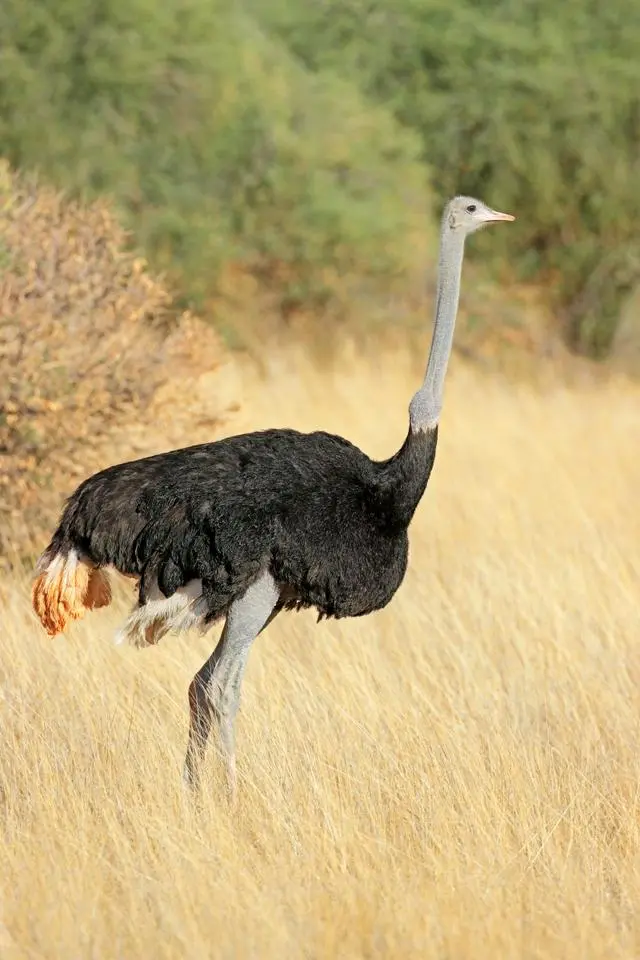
[[1, 346, 640, 958]]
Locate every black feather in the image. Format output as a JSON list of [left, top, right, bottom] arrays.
[[43, 425, 438, 622]]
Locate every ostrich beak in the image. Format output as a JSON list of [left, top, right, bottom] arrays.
[[484, 208, 515, 223]]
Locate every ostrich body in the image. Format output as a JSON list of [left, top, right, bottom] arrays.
[[31, 196, 514, 792]]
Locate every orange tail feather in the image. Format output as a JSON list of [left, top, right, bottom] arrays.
[[31, 553, 112, 637]]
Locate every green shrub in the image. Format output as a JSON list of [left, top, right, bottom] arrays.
[[0, 0, 429, 314], [253, 0, 640, 356]]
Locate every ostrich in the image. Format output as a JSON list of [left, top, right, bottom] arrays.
[[31, 196, 514, 793]]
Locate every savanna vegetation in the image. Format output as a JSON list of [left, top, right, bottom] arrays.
[[0, 0, 428, 317], [0, 160, 232, 563], [1, 0, 638, 353], [1, 3, 640, 957], [253, 0, 640, 355], [2, 351, 640, 958]]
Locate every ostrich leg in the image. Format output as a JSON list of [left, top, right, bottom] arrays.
[[183, 571, 280, 796]]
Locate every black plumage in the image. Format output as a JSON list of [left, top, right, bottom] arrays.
[[42, 425, 438, 625]]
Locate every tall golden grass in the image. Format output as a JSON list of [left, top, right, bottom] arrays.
[[1, 346, 639, 958]]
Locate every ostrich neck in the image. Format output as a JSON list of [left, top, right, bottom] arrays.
[[373, 425, 439, 530], [373, 221, 466, 529], [409, 225, 466, 432]]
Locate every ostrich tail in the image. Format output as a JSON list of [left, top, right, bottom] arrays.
[[31, 549, 112, 637]]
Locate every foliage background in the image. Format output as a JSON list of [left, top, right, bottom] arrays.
[[1, 0, 638, 353]]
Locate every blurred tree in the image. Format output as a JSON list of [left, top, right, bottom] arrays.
[[254, 0, 640, 355], [0, 0, 429, 314]]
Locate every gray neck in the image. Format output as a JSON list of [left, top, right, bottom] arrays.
[[409, 224, 466, 432]]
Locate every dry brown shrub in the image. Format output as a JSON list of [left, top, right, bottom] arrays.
[[0, 160, 230, 562]]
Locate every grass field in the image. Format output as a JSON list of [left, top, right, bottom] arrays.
[[1, 346, 639, 958]]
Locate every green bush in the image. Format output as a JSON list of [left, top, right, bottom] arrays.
[[0, 0, 429, 313], [253, 0, 640, 356]]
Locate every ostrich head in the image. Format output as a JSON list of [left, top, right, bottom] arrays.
[[445, 195, 515, 234]]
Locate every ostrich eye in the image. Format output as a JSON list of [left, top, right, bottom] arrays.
[[466, 204, 477, 213]]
